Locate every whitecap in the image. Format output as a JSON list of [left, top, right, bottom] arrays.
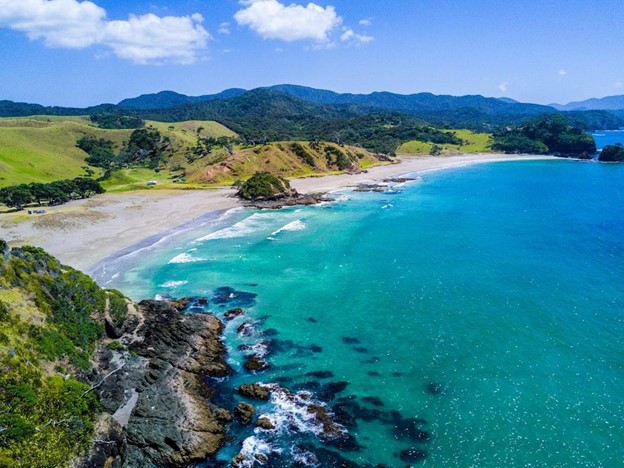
[[158, 280, 189, 288], [238, 436, 281, 467], [195, 212, 278, 242], [168, 253, 205, 264], [269, 220, 307, 238], [258, 384, 346, 439]]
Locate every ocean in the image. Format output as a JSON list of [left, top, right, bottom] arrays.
[[97, 157, 624, 466]]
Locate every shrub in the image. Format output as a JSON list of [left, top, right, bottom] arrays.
[[238, 172, 292, 200]]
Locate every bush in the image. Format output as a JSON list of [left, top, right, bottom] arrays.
[[105, 341, 125, 351], [0, 414, 36, 446], [238, 172, 293, 200]]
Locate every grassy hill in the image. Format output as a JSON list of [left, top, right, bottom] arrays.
[[0, 115, 384, 193], [397, 129, 492, 154], [0, 116, 235, 188], [184, 141, 382, 185]]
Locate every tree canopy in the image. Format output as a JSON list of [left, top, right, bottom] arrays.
[[237, 171, 294, 200], [491, 115, 596, 156]]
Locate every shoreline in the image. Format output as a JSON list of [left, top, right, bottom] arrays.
[[0, 154, 557, 273]]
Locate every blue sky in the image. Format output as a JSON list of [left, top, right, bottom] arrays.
[[0, 0, 622, 107]]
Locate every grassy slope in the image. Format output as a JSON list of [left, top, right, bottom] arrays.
[[183, 142, 381, 185], [0, 117, 235, 188], [0, 116, 384, 192], [397, 129, 492, 154]]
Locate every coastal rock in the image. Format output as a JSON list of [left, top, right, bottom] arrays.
[[237, 322, 255, 337], [244, 354, 269, 372], [73, 414, 126, 468], [234, 402, 256, 425], [224, 307, 245, 321], [231, 453, 248, 468], [238, 383, 272, 401], [256, 416, 275, 430], [243, 192, 330, 209], [82, 300, 234, 467], [354, 183, 386, 192]]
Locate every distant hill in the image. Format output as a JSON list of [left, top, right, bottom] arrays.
[[118, 83, 555, 118], [265, 84, 555, 116], [2, 85, 623, 137], [552, 94, 624, 111], [118, 88, 246, 110]]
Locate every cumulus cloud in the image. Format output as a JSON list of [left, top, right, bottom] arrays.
[[234, 0, 341, 43], [498, 82, 508, 93], [0, 0, 209, 64], [359, 19, 371, 27]]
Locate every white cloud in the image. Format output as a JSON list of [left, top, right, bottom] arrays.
[[340, 27, 373, 45], [234, 0, 341, 43], [615, 81, 623, 88], [218, 21, 230, 34], [359, 19, 371, 27], [340, 27, 354, 41], [498, 82, 508, 93], [558, 69, 567, 76], [0, 0, 209, 64]]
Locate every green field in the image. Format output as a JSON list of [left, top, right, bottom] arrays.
[[0, 117, 236, 188], [397, 129, 492, 154]]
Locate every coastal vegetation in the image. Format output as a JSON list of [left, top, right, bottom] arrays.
[[0, 89, 608, 198], [0, 178, 104, 210], [0, 245, 116, 466], [490, 115, 596, 157], [237, 171, 294, 200]]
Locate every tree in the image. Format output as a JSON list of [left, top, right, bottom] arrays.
[[73, 178, 105, 199], [0, 185, 33, 210]]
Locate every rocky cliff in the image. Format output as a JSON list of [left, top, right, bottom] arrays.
[[75, 300, 233, 467]]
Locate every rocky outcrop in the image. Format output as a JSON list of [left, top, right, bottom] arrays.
[[78, 300, 233, 467], [242, 192, 329, 209], [238, 383, 272, 401], [234, 402, 255, 425]]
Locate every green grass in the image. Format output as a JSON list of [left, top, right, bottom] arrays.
[[397, 129, 492, 155], [0, 117, 236, 188]]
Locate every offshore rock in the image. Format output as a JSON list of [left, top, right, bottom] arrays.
[[243, 354, 269, 372], [234, 402, 255, 425], [238, 383, 272, 401], [256, 416, 275, 430], [79, 300, 233, 467], [243, 192, 329, 209]]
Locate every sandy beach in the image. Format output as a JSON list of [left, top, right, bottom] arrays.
[[0, 154, 555, 272]]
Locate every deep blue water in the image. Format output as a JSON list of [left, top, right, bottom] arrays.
[[98, 160, 624, 466], [592, 130, 624, 150]]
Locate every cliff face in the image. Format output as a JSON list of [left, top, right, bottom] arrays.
[[77, 300, 233, 467], [0, 243, 233, 467]]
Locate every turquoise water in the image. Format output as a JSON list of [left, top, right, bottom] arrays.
[[98, 160, 624, 466]]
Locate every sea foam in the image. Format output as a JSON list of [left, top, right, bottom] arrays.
[[168, 253, 205, 264]]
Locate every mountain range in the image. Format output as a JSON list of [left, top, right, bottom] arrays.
[[2, 85, 624, 132]]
